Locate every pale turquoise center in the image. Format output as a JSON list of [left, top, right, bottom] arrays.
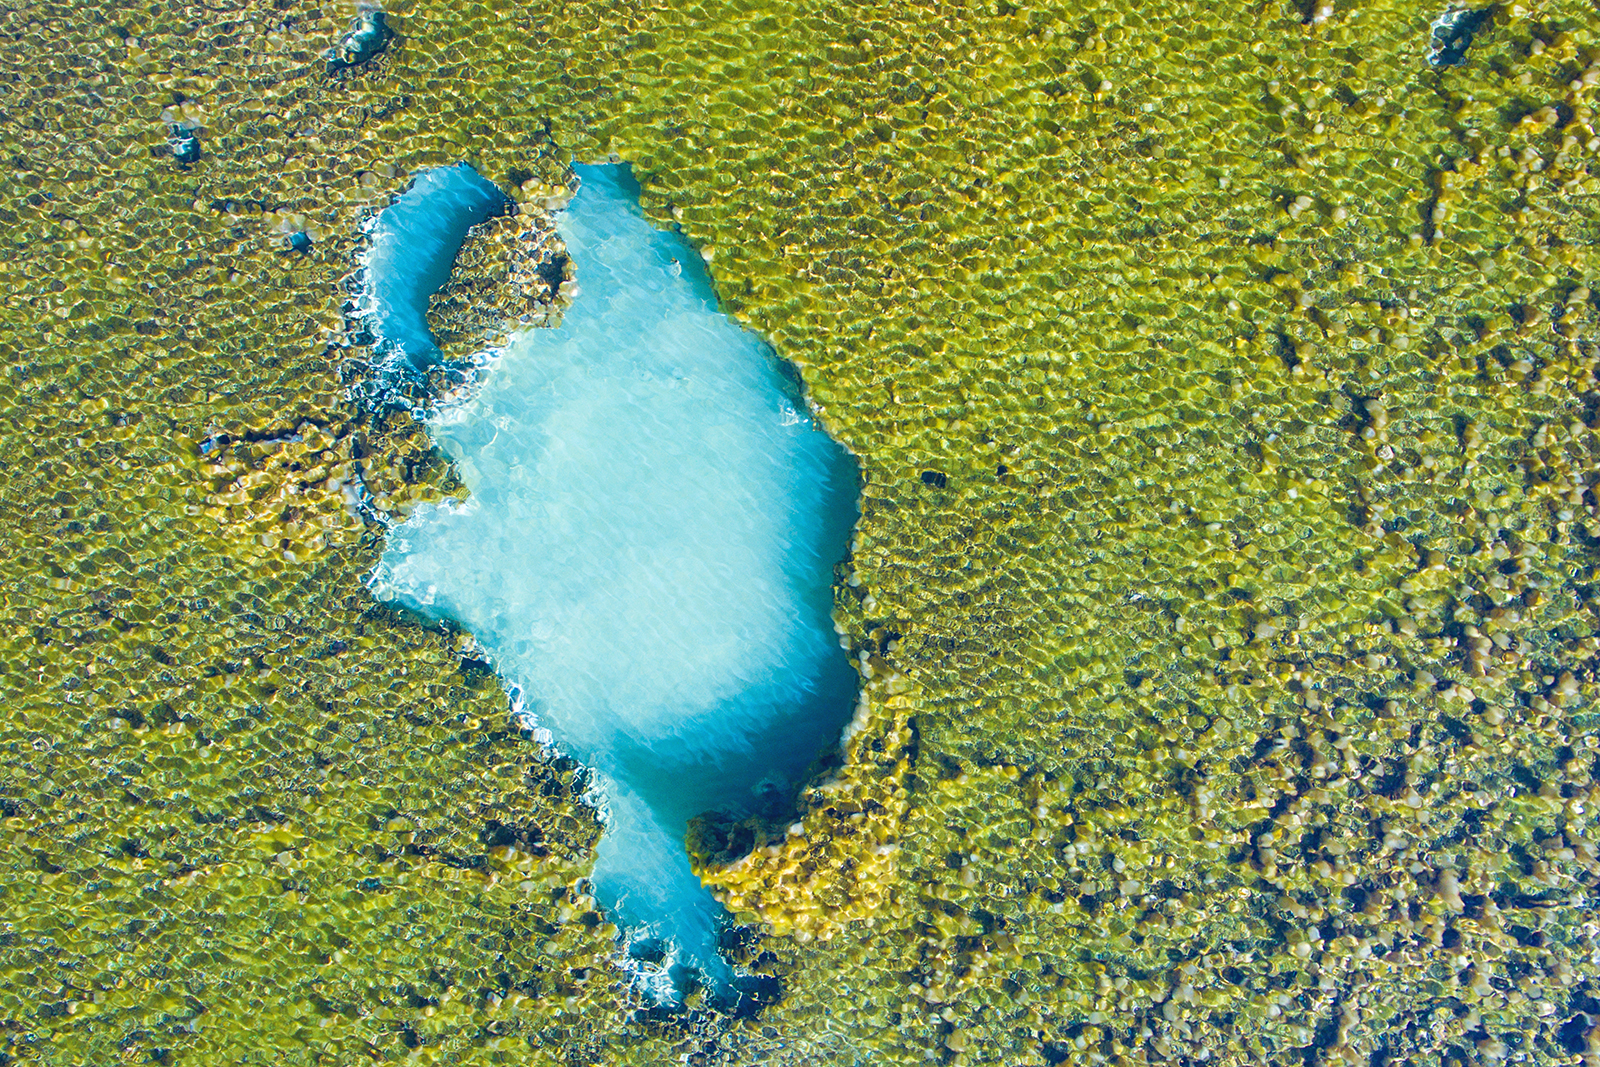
[[370, 164, 858, 990]]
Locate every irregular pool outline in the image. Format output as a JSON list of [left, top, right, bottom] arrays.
[[362, 161, 861, 1001]]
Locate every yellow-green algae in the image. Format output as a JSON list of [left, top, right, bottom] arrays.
[[4, 0, 1600, 1062]]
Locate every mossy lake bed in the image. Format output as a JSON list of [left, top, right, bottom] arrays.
[[5, 0, 1600, 1064]]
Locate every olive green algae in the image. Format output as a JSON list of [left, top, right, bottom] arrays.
[[4, 0, 1600, 1064]]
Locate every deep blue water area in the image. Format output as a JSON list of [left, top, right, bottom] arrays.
[[368, 163, 859, 996]]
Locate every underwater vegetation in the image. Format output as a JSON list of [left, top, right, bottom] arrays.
[[5, 0, 1600, 1063], [370, 162, 859, 995]]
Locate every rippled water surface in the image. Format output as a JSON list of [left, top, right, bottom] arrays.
[[371, 164, 859, 988]]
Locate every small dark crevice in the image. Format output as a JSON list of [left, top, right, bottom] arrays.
[[536, 252, 569, 299], [1429, 7, 1493, 67], [326, 8, 390, 74]]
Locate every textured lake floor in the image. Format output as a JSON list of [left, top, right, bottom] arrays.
[[3, 0, 1600, 1064]]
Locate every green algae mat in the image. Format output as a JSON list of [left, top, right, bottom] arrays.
[[4, 0, 1600, 1063]]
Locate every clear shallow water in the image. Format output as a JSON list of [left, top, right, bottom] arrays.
[[370, 164, 859, 992]]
